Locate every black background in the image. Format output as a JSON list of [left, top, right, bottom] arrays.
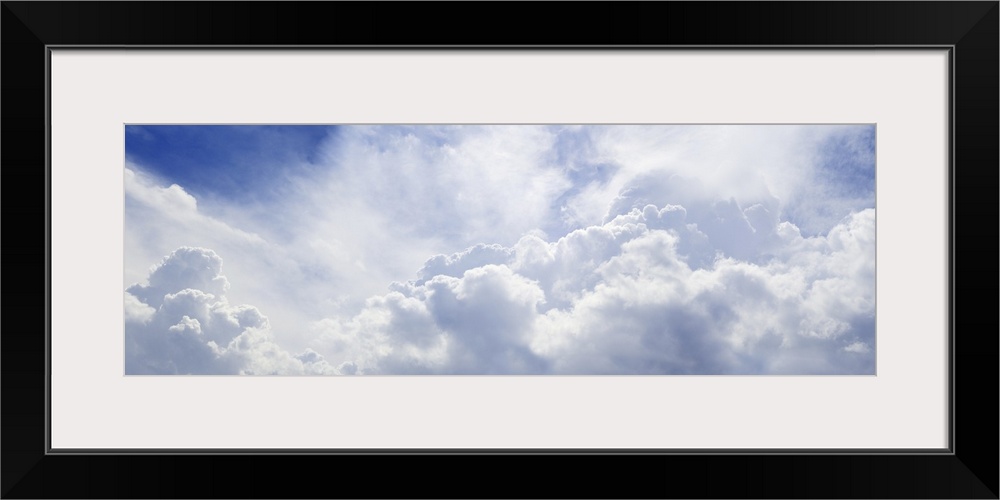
[[3, 2, 997, 498]]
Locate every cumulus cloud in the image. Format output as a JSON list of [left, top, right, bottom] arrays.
[[316, 264, 546, 375], [312, 194, 875, 374], [125, 247, 338, 375], [124, 163, 395, 355], [124, 165, 279, 307], [415, 244, 514, 285]]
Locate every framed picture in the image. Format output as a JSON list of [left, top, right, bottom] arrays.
[[3, 2, 996, 498]]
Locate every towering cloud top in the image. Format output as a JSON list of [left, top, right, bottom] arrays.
[[125, 247, 337, 375]]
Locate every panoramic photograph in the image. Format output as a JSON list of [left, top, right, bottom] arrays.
[[124, 124, 875, 375]]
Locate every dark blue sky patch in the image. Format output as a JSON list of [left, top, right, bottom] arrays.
[[125, 125, 334, 204]]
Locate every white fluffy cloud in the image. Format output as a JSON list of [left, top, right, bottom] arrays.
[[125, 247, 338, 375], [124, 164, 391, 355], [311, 194, 875, 374]]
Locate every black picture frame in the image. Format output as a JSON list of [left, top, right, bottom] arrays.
[[3, 2, 996, 498]]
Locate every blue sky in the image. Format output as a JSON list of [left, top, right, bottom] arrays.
[[126, 125, 332, 204], [124, 125, 876, 375]]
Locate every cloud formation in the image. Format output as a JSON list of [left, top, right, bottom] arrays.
[[314, 194, 875, 374], [125, 247, 338, 375], [125, 125, 876, 375]]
